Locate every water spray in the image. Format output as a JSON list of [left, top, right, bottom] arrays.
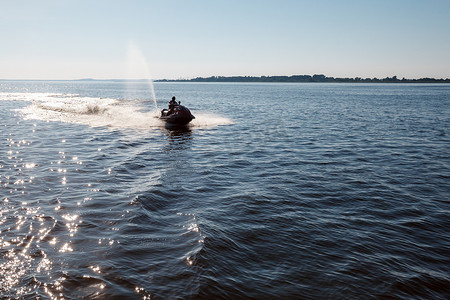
[[126, 40, 158, 110]]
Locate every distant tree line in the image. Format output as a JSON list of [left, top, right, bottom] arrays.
[[157, 74, 450, 83]]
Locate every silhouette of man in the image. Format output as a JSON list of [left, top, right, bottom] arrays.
[[167, 96, 177, 115]]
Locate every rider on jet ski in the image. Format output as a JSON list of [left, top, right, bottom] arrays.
[[167, 96, 180, 115]]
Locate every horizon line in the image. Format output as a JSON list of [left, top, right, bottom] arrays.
[[1, 74, 450, 82]]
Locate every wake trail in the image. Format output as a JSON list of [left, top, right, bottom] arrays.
[[2, 93, 233, 130]]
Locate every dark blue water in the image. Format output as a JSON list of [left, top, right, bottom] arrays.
[[1, 81, 449, 299]]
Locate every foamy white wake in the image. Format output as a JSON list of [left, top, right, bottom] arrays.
[[190, 112, 234, 128], [2, 92, 232, 130]]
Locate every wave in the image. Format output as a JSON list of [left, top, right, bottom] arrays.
[[2, 93, 233, 130], [33, 96, 117, 115]]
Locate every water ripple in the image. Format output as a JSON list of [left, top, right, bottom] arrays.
[[1, 82, 449, 299]]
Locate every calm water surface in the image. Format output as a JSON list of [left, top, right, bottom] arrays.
[[1, 81, 449, 299]]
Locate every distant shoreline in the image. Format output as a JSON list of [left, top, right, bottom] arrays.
[[156, 74, 450, 83], [1, 75, 450, 83]]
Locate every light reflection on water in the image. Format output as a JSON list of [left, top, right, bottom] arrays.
[[1, 90, 207, 299], [1, 82, 449, 299]]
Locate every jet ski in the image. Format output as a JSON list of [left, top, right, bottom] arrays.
[[160, 104, 195, 126]]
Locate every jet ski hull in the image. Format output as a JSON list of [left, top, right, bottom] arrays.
[[160, 105, 195, 126]]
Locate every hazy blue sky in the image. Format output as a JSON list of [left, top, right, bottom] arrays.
[[1, 0, 450, 79]]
